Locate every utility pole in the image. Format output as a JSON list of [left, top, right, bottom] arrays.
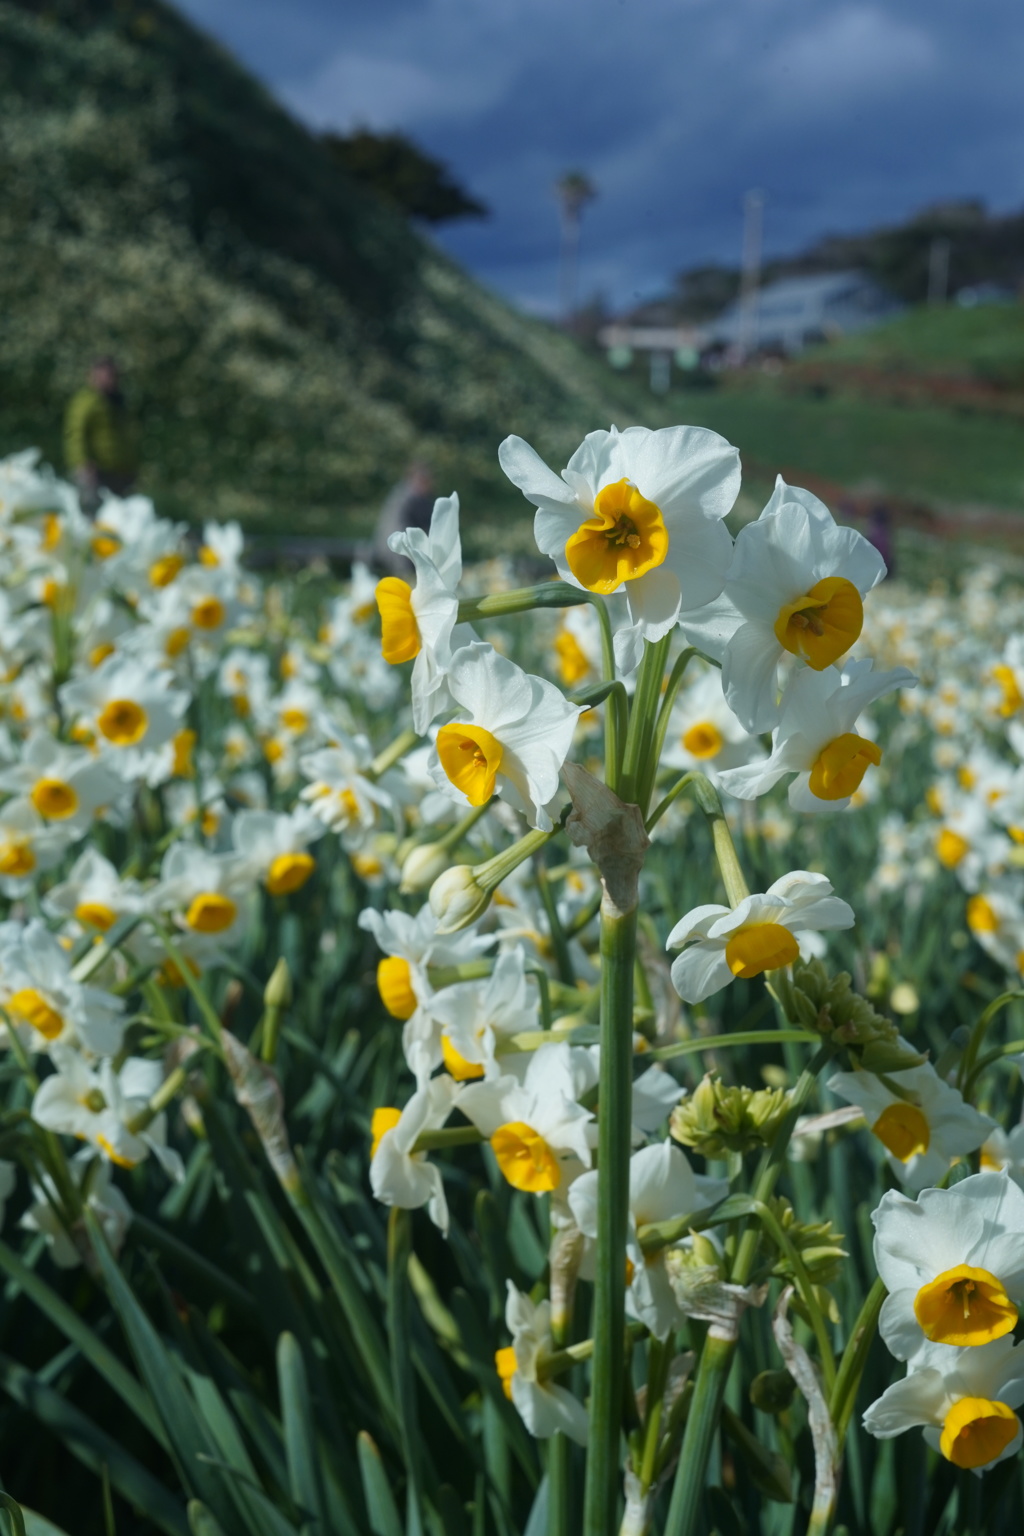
[[555, 171, 597, 329], [737, 189, 765, 364], [928, 236, 951, 306]]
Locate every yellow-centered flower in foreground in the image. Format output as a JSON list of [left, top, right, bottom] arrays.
[[873, 1172, 1024, 1361]]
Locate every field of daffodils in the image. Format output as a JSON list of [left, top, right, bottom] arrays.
[[0, 430, 1022, 1536]]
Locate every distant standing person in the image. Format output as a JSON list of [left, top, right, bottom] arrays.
[[374, 461, 434, 574], [64, 356, 139, 512]]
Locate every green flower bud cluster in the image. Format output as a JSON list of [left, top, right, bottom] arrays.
[[669, 1073, 790, 1158], [791, 960, 928, 1072], [790, 959, 894, 1049], [764, 1196, 847, 1286]]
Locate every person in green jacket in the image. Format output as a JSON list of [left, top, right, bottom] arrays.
[[64, 357, 139, 511]]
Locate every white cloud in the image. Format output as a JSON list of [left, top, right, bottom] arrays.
[[762, 6, 936, 101]]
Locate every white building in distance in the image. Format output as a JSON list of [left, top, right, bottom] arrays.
[[708, 269, 902, 356]]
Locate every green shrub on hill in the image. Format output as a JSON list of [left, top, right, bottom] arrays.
[[0, 0, 646, 544]]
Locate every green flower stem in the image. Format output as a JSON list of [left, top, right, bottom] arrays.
[[958, 989, 1024, 1096], [582, 900, 639, 1536], [639, 647, 698, 811], [435, 799, 493, 850], [156, 928, 225, 1049], [637, 1335, 671, 1496], [457, 581, 587, 622], [368, 728, 419, 780], [586, 594, 625, 791], [649, 1028, 820, 1062], [125, 1066, 189, 1136], [645, 771, 698, 833], [565, 889, 602, 938], [411, 1125, 484, 1154], [829, 1275, 887, 1446], [750, 1199, 836, 1395], [426, 959, 495, 989], [689, 773, 750, 907], [965, 1034, 1024, 1096], [663, 1044, 835, 1536], [619, 636, 672, 809], [548, 1224, 575, 1536], [534, 855, 576, 986], [387, 1208, 424, 1536]]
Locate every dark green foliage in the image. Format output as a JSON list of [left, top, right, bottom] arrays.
[[323, 131, 488, 225], [0, 0, 650, 541]]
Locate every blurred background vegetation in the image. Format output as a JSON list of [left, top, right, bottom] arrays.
[[3, 0, 1023, 565]]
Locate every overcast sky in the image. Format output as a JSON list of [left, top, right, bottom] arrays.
[[181, 0, 1024, 315]]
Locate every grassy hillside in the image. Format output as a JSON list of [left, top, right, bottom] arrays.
[[799, 302, 1024, 390], [0, 0, 653, 549]]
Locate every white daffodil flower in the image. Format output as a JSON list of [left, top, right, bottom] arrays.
[[198, 519, 244, 575], [31, 1047, 183, 1180], [991, 635, 1024, 720], [864, 1336, 1024, 1474], [980, 1125, 1024, 1186], [428, 643, 580, 832], [872, 1172, 1024, 1361], [666, 871, 855, 1004], [719, 660, 915, 813], [60, 654, 190, 784], [495, 1282, 588, 1445], [459, 1042, 593, 1199], [682, 477, 887, 732], [499, 425, 740, 672], [428, 948, 541, 1081], [21, 1152, 132, 1269], [298, 737, 394, 849], [660, 666, 763, 782], [150, 843, 250, 945], [369, 1075, 463, 1235], [358, 904, 493, 1085], [568, 1141, 728, 1339], [0, 731, 125, 835], [375, 493, 477, 732], [0, 919, 125, 1057], [0, 799, 74, 898], [218, 648, 272, 718], [828, 1057, 994, 1192], [43, 846, 146, 936], [231, 808, 325, 896]]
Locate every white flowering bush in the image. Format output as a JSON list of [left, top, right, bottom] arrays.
[[0, 436, 1023, 1536]]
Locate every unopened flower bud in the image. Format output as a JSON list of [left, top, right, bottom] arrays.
[[400, 842, 451, 895], [429, 864, 490, 934], [750, 1368, 797, 1415], [264, 957, 292, 1011]]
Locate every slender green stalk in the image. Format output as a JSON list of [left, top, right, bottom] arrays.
[[619, 637, 671, 808], [645, 771, 697, 832], [829, 1276, 887, 1445], [958, 990, 1024, 1096], [369, 728, 419, 780], [457, 581, 586, 622], [637, 1336, 671, 1495], [582, 902, 638, 1536], [649, 1028, 820, 1062], [586, 595, 625, 791], [387, 1208, 423, 1536], [548, 1225, 574, 1536], [663, 1045, 835, 1536], [534, 855, 576, 986]]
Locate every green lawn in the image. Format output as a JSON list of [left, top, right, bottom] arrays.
[[813, 301, 1024, 387], [654, 379, 1024, 511]]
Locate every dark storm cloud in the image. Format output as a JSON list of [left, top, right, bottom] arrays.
[[180, 0, 1024, 312]]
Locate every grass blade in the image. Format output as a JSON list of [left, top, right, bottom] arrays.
[[357, 1433, 403, 1536], [277, 1333, 326, 1535]]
